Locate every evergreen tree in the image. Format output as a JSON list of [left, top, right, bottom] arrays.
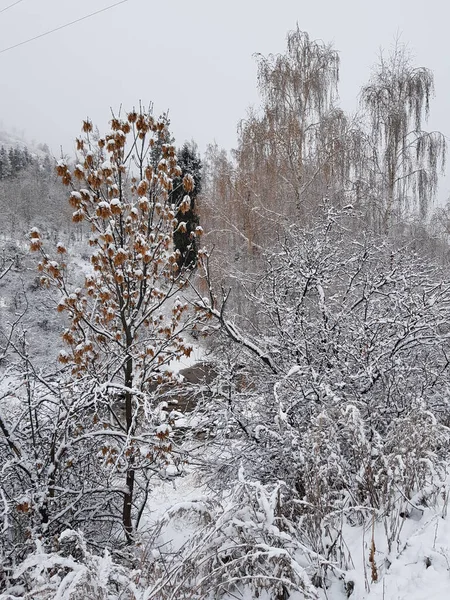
[[8, 147, 19, 174], [7, 146, 29, 176], [148, 111, 174, 168], [171, 142, 202, 269], [23, 146, 32, 168], [0, 146, 11, 179]]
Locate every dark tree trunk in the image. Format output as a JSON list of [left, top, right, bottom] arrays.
[[122, 355, 135, 542]]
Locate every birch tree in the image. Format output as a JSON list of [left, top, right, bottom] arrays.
[[236, 28, 340, 225], [361, 42, 446, 232]]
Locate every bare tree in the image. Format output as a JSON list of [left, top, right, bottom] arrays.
[[236, 28, 340, 225], [361, 41, 446, 232]]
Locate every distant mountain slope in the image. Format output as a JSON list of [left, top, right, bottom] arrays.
[[0, 126, 50, 157]]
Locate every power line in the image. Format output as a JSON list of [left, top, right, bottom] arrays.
[[0, 0, 129, 55], [0, 0, 24, 14]]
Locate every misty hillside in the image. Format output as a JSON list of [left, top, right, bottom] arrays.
[[0, 127, 50, 157]]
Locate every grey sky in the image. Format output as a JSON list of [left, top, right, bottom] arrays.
[[0, 0, 448, 197]]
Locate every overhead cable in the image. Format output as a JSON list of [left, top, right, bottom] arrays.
[[0, 0, 129, 55], [0, 0, 25, 15]]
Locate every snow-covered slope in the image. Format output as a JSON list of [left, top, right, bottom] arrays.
[[0, 127, 50, 157]]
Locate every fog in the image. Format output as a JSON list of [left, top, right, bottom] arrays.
[[0, 0, 448, 196]]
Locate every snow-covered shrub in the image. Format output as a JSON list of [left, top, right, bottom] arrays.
[[380, 402, 448, 500], [298, 399, 448, 558], [300, 404, 371, 545], [0, 529, 139, 600], [0, 368, 186, 569], [198, 208, 450, 566], [145, 471, 321, 600]]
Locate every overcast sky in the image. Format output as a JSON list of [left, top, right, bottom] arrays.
[[0, 0, 448, 196]]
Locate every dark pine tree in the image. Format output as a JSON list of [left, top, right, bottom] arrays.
[[0, 146, 11, 179], [171, 142, 202, 269], [7, 146, 31, 176], [149, 112, 174, 168]]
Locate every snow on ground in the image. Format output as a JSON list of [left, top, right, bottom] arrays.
[[364, 507, 450, 600], [142, 468, 450, 599], [319, 486, 450, 599], [141, 466, 210, 555], [145, 468, 206, 524]]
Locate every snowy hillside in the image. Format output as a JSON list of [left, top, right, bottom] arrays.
[[0, 127, 50, 157]]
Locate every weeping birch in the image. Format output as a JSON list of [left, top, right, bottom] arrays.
[[361, 42, 446, 232]]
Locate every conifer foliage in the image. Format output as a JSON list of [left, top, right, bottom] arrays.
[[30, 109, 204, 540], [0, 145, 32, 179], [171, 142, 202, 269]]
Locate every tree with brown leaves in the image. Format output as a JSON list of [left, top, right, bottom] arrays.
[[30, 108, 204, 541]]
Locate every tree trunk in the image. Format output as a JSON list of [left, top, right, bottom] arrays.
[[122, 459, 135, 542], [122, 355, 135, 542]]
